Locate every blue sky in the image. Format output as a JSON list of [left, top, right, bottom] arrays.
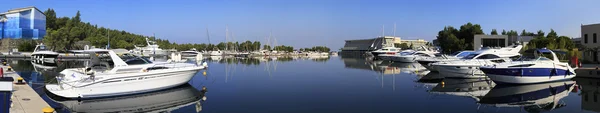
[[1, 0, 599, 49]]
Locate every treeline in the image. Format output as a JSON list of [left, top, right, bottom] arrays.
[[31, 9, 332, 52], [299, 46, 331, 52], [434, 22, 576, 53]]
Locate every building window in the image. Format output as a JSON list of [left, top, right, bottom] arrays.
[[585, 34, 588, 43], [595, 33, 598, 43]]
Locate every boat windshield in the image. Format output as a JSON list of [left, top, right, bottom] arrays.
[[37, 45, 50, 51], [454, 51, 473, 58], [125, 57, 153, 65], [461, 54, 479, 59], [515, 56, 552, 61], [399, 52, 414, 56]]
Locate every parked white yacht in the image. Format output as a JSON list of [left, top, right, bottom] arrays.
[[208, 49, 223, 56], [389, 46, 439, 63], [31, 43, 59, 62], [480, 49, 576, 84], [180, 48, 200, 59], [432, 45, 522, 78], [369, 47, 402, 58], [306, 52, 329, 56], [132, 38, 167, 57], [416, 51, 475, 72], [478, 80, 574, 112], [45, 49, 208, 99]]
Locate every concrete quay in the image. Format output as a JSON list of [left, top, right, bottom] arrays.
[[1, 65, 54, 113]]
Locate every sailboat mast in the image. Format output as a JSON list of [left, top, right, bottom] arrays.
[[226, 25, 229, 51]]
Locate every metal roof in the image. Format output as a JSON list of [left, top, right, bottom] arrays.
[[0, 6, 45, 16]]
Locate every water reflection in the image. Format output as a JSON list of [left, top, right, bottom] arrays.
[[417, 72, 445, 84], [207, 56, 330, 65], [573, 77, 600, 112], [479, 80, 575, 112], [48, 84, 207, 113], [429, 78, 495, 101], [341, 56, 425, 75]]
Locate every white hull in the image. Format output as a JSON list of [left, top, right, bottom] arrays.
[[390, 55, 419, 63], [486, 74, 575, 84], [209, 51, 223, 56], [436, 65, 486, 78], [46, 67, 201, 98]]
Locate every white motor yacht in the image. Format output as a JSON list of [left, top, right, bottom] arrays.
[[370, 47, 402, 58], [180, 48, 200, 59], [389, 46, 439, 63], [31, 43, 59, 62], [416, 51, 474, 72], [208, 49, 223, 56], [432, 45, 522, 78], [45, 49, 208, 99], [132, 38, 167, 57], [480, 49, 576, 84]]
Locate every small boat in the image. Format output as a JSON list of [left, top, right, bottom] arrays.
[[180, 49, 200, 59], [208, 49, 223, 56], [132, 38, 168, 57], [432, 45, 522, 78], [369, 47, 402, 58], [45, 49, 208, 99], [389, 46, 439, 63], [480, 49, 576, 84], [31, 43, 59, 62], [416, 50, 474, 72], [478, 80, 574, 112]]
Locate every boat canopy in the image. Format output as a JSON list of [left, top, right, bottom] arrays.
[[519, 48, 561, 62]]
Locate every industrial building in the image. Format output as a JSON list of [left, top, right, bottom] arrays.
[[0, 6, 46, 39], [473, 35, 534, 50], [581, 23, 600, 63], [396, 39, 428, 48], [342, 36, 397, 52], [342, 36, 429, 53]]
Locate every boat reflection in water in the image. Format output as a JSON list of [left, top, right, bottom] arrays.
[[429, 78, 495, 101], [479, 80, 575, 112], [48, 84, 207, 113], [573, 77, 600, 112]]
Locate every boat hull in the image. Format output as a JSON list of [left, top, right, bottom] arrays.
[[417, 60, 439, 71], [390, 56, 418, 63], [436, 65, 486, 78], [482, 68, 575, 84], [46, 67, 201, 99]]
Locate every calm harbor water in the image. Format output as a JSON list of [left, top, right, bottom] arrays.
[[8, 55, 600, 113]]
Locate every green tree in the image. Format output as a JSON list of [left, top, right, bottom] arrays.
[[547, 29, 558, 39], [263, 45, 271, 50], [507, 30, 518, 36], [397, 43, 409, 49], [491, 29, 498, 35], [501, 29, 507, 35], [457, 23, 484, 49]]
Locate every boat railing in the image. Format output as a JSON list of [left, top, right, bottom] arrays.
[[147, 62, 204, 70]]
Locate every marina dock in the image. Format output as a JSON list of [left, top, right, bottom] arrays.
[[2, 65, 53, 113], [1, 52, 92, 59]]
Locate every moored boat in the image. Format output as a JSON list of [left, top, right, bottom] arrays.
[[45, 49, 208, 99], [480, 49, 576, 84]]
